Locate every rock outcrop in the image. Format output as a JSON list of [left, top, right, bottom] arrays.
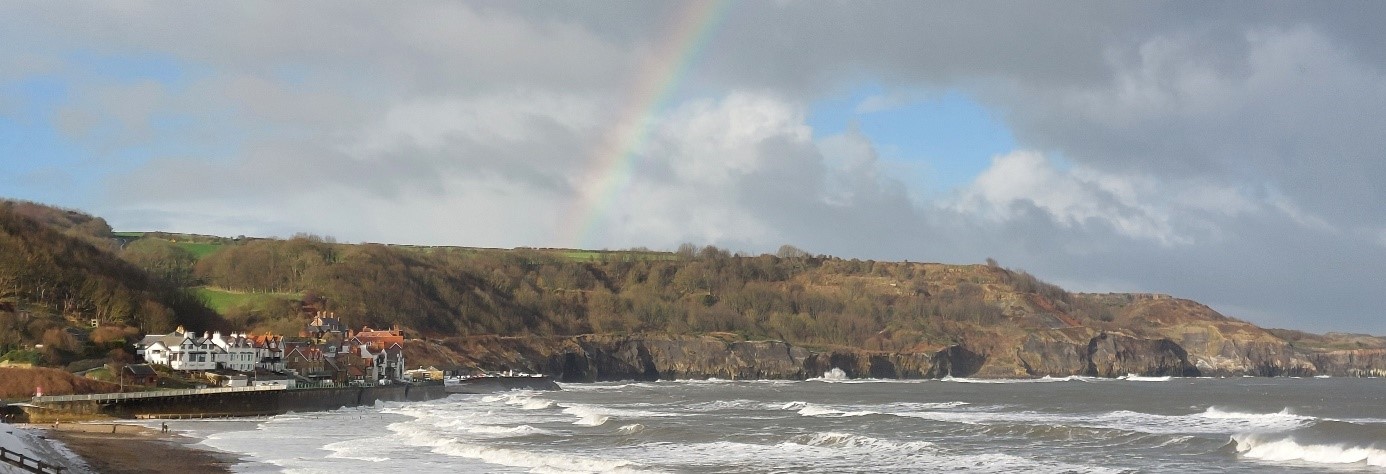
[[406, 325, 1386, 381]]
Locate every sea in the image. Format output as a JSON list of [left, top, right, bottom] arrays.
[[157, 373, 1386, 473]]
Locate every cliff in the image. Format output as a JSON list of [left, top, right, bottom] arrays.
[[407, 323, 1385, 381]]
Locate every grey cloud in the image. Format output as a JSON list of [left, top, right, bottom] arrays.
[[7, 2, 1386, 333]]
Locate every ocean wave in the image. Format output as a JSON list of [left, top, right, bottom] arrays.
[[685, 399, 763, 411], [563, 404, 612, 426], [653, 377, 798, 385], [630, 439, 1119, 473], [617, 424, 645, 435], [784, 432, 935, 452], [463, 424, 555, 437], [940, 375, 1104, 384], [1233, 433, 1386, 466], [1117, 374, 1172, 382], [891, 406, 1315, 435], [496, 392, 557, 410], [323, 440, 391, 462], [807, 367, 850, 382], [435, 440, 655, 473], [1201, 407, 1311, 422], [387, 419, 657, 473], [796, 403, 878, 417]]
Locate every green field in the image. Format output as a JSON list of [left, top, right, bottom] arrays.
[[194, 287, 299, 314], [173, 241, 223, 259]]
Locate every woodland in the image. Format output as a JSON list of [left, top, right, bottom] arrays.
[[0, 199, 1114, 370]]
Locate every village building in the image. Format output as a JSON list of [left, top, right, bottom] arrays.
[[137, 327, 285, 373], [136, 324, 407, 387], [137, 327, 219, 371], [122, 364, 159, 386], [283, 343, 332, 381], [346, 326, 406, 381], [300, 312, 346, 341], [248, 333, 286, 372]]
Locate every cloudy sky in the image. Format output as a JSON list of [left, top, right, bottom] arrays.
[[3, 1, 1385, 334]]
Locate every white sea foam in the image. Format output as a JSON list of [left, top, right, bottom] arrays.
[[463, 424, 554, 436], [785, 431, 935, 452], [555, 382, 637, 392], [504, 394, 558, 410], [797, 403, 878, 417], [782, 401, 971, 419], [617, 424, 645, 435], [807, 367, 850, 382], [1233, 433, 1386, 466], [323, 440, 391, 462], [563, 404, 612, 426], [1118, 374, 1173, 382], [630, 438, 1117, 473], [685, 399, 762, 411], [940, 375, 1102, 384], [1201, 407, 1310, 422], [383, 418, 654, 472], [891, 406, 1314, 435]]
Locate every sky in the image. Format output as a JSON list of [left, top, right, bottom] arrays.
[[2, 1, 1385, 334]]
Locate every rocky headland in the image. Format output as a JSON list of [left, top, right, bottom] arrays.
[[405, 292, 1386, 381]]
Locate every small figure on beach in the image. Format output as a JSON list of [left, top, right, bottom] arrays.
[[161, 422, 168, 433]]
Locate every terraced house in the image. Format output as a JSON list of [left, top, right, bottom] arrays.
[[137, 324, 407, 386], [136, 326, 282, 372]]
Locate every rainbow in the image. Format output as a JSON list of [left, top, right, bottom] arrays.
[[560, 0, 731, 249]]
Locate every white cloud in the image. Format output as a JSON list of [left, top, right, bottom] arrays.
[[361, 91, 603, 156], [954, 150, 1344, 248], [957, 151, 1189, 246], [7, 2, 1386, 333]]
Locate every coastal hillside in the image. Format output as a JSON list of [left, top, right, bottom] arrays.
[[2, 199, 1385, 379], [0, 201, 224, 369]]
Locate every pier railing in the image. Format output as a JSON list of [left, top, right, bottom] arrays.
[[30, 385, 286, 404], [0, 446, 64, 474]]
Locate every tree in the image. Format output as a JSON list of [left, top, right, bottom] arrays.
[[121, 238, 198, 287], [776, 245, 810, 259]]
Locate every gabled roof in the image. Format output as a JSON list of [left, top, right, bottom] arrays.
[[124, 364, 158, 376], [138, 332, 188, 349]]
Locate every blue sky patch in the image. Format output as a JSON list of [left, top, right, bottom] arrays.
[[809, 85, 1014, 194]]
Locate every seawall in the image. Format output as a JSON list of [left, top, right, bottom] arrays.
[[18, 383, 450, 422]]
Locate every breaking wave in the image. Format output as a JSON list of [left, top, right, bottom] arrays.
[[1231, 417, 1386, 467], [562, 404, 612, 426], [940, 375, 1105, 384], [784, 432, 935, 452], [1233, 433, 1386, 466], [1118, 374, 1172, 382]]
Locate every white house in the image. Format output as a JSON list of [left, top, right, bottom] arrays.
[[209, 331, 259, 372], [137, 327, 273, 373], [137, 328, 217, 371]]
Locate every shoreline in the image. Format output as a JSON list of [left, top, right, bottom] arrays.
[[40, 422, 243, 474]]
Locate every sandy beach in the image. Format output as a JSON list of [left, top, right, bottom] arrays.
[[38, 423, 240, 474]]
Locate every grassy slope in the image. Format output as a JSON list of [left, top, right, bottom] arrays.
[[194, 287, 299, 314], [173, 241, 222, 258]]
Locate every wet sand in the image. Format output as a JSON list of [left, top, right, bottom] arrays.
[[43, 422, 240, 474]]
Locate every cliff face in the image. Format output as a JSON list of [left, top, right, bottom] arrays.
[[396, 269, 1386, 381], [410, 334, 981, 381], [407, 325, 1386, 380], [1100, 297, 1321, 376]]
